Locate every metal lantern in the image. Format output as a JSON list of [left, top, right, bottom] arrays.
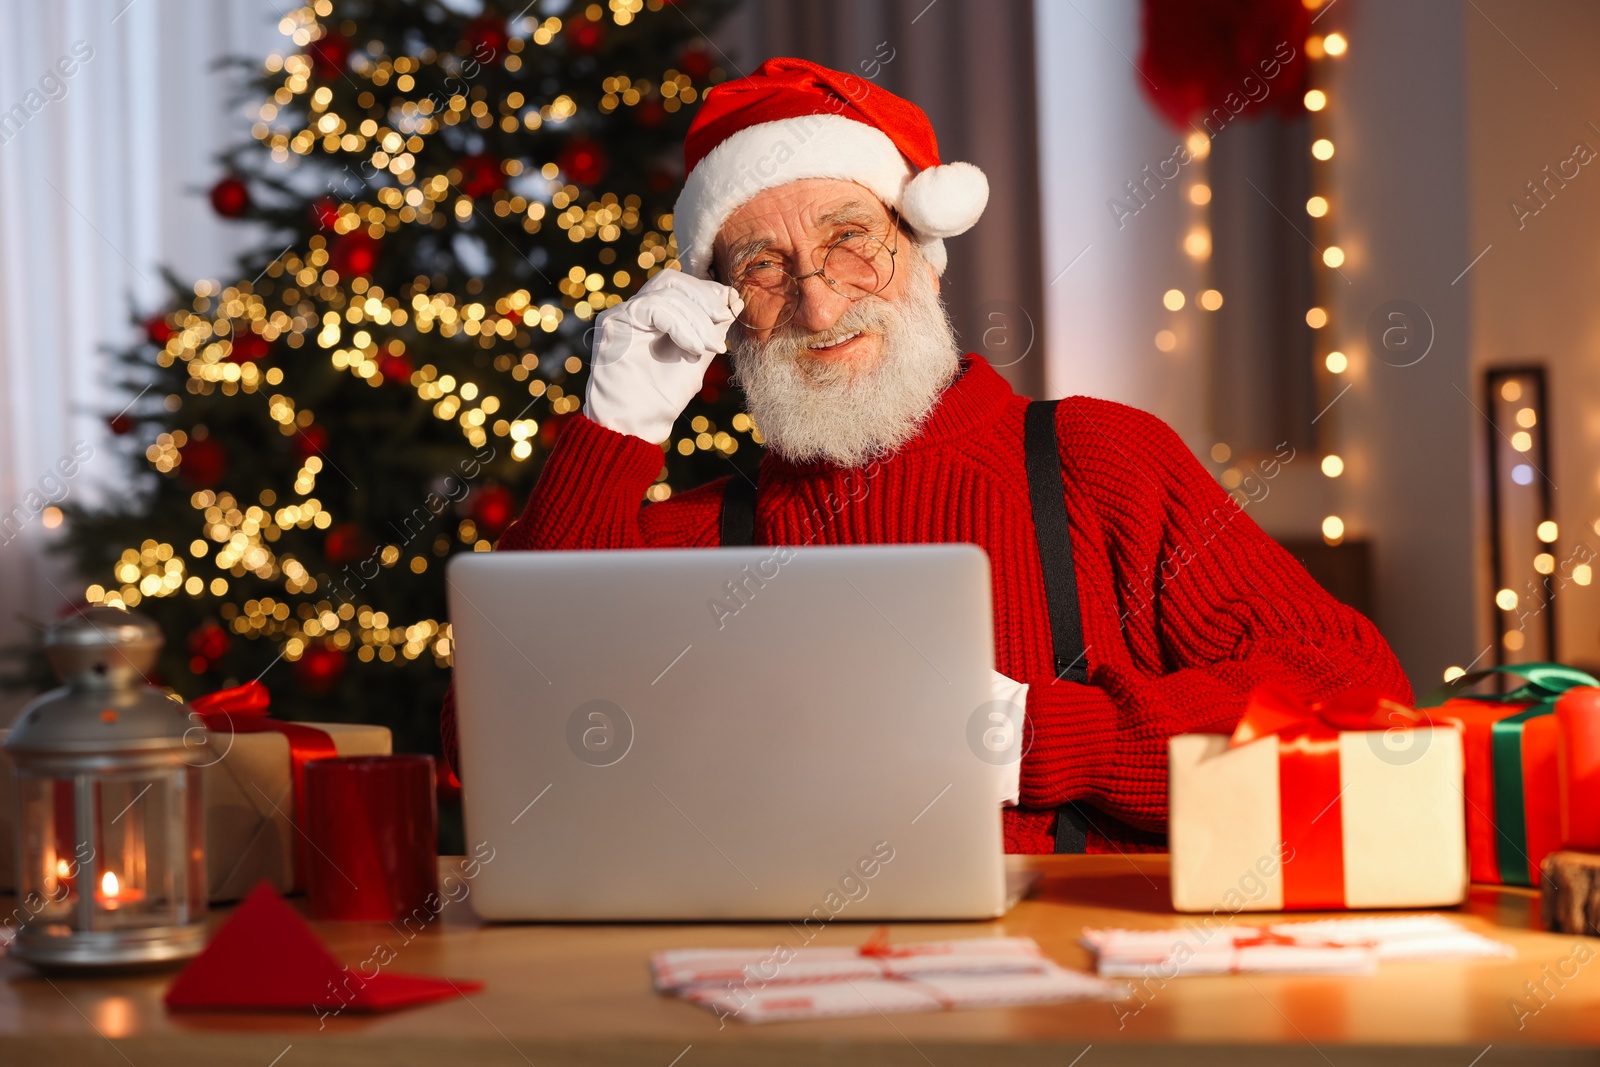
[[4, 607, 207, 969]]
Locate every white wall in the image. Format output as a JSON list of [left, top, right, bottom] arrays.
[[1033, 0, 1210, 448], [1323, 0, 1481, 689], [1464, 0, 1600, 670]]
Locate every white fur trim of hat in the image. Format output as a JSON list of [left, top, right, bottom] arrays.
[[673, 113, 989, 279]]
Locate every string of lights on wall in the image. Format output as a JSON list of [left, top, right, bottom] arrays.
[[1304, 14, 1348, 547], [1187, 6, 1346, 519]]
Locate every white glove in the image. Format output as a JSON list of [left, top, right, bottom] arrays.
[[990, 669, 1029, 808], [581, 268, 744, 444]]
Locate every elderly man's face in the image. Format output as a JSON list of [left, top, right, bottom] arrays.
[[712, 179, 933, 372], [707, 178, 963, 470]]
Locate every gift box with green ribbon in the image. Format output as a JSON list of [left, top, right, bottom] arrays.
[[1421, 662, 1598, 887]]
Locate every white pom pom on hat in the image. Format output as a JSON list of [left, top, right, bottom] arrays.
[[900, 160, 990, 240], [673, 57, 989, 278]]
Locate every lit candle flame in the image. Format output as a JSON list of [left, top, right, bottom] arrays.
[[101, 870, 120, 898], [55, 858, 71, 878]]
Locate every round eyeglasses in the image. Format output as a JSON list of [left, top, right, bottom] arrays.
[[731, 232, 898, 331]]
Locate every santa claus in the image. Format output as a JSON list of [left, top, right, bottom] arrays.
[[441, 57, 1411, 854]]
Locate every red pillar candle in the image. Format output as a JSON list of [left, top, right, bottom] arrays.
[[302, 755, 439, 922], [1557, 686, 1600, 850]]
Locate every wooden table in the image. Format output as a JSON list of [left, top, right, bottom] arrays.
[[4, 855, 1600, 1066]]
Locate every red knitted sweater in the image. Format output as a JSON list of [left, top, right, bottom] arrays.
[[440, 353, 1413, 853]]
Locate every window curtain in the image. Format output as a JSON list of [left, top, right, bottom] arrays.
[[0, 1, 278, 719]]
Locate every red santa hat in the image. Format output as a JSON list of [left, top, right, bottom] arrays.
[[673, 57, 989, 279]]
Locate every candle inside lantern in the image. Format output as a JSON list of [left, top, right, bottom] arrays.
[[97, 870, 144, 909], [47, 856, 77, 899]]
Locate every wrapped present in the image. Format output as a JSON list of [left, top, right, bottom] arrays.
[[1169, 684, 1467, 912], [1423, 663, 1598, 887], [1557, 686, 1600, 850], [194, 681, 390, 902]]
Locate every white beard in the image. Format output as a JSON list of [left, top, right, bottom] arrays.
[[729, 254, 961, 470]]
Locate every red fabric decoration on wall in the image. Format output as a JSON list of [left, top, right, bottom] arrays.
[[1137, 0, 1310, 131]]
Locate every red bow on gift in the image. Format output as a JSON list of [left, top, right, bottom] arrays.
[[192, 681, 339, 892], [1226, 684, 1425, 910]]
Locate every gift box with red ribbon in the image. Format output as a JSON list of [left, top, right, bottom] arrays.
[[1557, 685, 1600, 850], [1422, 663, 1599, 887], [1169, 684, 1467, 913], [193, 681, 390, 902]]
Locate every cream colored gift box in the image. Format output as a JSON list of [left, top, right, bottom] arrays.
[[202, 722, 390, 902], [1168, 728, 1468, 912]]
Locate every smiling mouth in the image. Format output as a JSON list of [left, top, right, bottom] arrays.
[[808, 330, 864, 352]]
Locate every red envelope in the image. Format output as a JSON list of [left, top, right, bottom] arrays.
[[164, 882, 482, 1013]]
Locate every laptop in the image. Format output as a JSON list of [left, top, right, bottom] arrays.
[[446, 543, 1012, 921]]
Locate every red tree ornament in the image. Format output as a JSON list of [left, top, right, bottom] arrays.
[[187, 622, 230, 664], [646, 164, 678, 194], [557, 137, 608, 186], [142, 314, 174, 346], [108, 413, 134, 435], [210, 176, 251, 218], [311, 196, 341, 231], [324, 522, 374, 567], [463, 15, 508, 56], [539, 412, 572, 449], [678, 47, 713, 82], [292, 423, 328, 462], [309, 29, 352, 81], [566, 16, 604, 54], [180, 437, 227, 488], [457, 153, 505, 198], [377, 351, 413, 383], [469, 485, 518, 540], [226, 332, 272, 363], [635, 99, 666, 129], [294, 645, 347, 697], [1137, 0, 1310, 131], [329, 230, 380, 277], [698, 355, 731, 403]]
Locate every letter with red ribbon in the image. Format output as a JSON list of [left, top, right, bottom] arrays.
[[1169, 683, 1467, 913]]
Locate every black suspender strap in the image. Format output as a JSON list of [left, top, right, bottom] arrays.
[[720, 473, 757, 547], [1024, 400, 1089, 685], [1054, 803, 1091, 855], [1023, 400, 1098, 855]]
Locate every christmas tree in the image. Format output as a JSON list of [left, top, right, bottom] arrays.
[[41, 0, 749, 761]]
